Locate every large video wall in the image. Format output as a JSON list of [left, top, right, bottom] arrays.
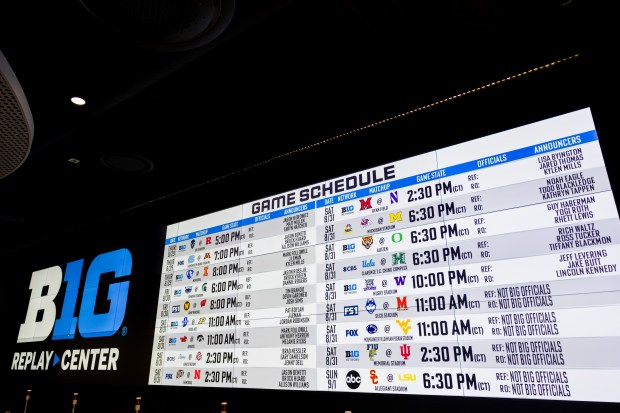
[[146, 108, 620, 403]]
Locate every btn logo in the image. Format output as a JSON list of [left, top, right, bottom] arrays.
[[17, 248, 132, 342]]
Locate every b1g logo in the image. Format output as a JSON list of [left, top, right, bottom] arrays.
[[17, 248, 132, 342]]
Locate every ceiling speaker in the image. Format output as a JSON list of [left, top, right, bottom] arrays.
[[0, 49, 34, 180]]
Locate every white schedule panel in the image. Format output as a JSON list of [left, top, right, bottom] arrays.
[[148, 108, 620, 403]]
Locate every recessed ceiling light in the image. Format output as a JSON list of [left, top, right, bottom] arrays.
[[101, 153, 154, 174], [0, 213, 24, 224], [68, 158, 80, 164], [71, 97, 86, 106]]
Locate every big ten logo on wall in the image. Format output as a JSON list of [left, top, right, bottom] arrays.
[[12, 248, 132, 372]]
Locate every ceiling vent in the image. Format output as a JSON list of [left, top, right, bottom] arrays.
[[78, 0, 235, 52], [0, 49, 34, 180]]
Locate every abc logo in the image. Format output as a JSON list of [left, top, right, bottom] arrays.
[[17, 248, 132, 342], [345, 370, 361, 389]]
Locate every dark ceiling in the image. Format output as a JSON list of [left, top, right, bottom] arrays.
[[0, 0, 616, 257]]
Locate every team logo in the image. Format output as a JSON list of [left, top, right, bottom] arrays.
[[186, 270, 194, 279], [365, 298, 377, 314], [400, 344, 411, 360], [366, 324, 378, 334], [396, 296, 408, 310], [176, 370, 185, 379], [360, 217, 371, 228], [361, 236, 373, 249], [359, 198, 372, 210], [202, 283, 208, 291], [399, 373, 416, 381], [362, 259, 375, 268], [190, 240, 196, 249], [396, 319, 412, 334], [392, 252, 406, 265], [183, 301, 191, 311], [390, 191, 398, 204], [389, 212, 402, 223], [363, 279, 376, 292], [370, 369, 379, 384], [367, 344, 378, 361]]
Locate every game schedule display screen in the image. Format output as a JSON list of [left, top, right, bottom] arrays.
[[148, 108, 620, 403]]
